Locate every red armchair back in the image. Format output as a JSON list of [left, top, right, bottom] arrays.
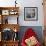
[[21, 28, 41, 46]]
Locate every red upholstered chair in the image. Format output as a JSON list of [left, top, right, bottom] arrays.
[[21, 28, 41, 46]]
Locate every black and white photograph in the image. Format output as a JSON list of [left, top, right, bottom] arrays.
[[24, 7, 38, 21]]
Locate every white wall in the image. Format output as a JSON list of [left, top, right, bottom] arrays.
[[17, 0, 44, 26], [0, 0, 44, 26]]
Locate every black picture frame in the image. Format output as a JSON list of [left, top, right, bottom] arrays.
[[24, 7, 38, 21]]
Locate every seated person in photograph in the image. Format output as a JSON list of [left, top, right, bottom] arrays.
[[21, 28, 41, 46]]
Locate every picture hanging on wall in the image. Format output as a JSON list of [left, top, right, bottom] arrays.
[[24, 7, 38, 21]]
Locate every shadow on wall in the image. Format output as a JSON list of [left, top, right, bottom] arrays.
[[18, 26, 43, 44]]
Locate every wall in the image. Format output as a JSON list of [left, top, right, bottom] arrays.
[[18, 0, 44, 26], [0, 0, 44, 26]]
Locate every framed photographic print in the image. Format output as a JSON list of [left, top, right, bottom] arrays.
[[2, 10, 9, 15], [2, 16, 8, 24], [24, 7, 38, 21], [9, 10, 18, 15], [8, 16, 18, 24]]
